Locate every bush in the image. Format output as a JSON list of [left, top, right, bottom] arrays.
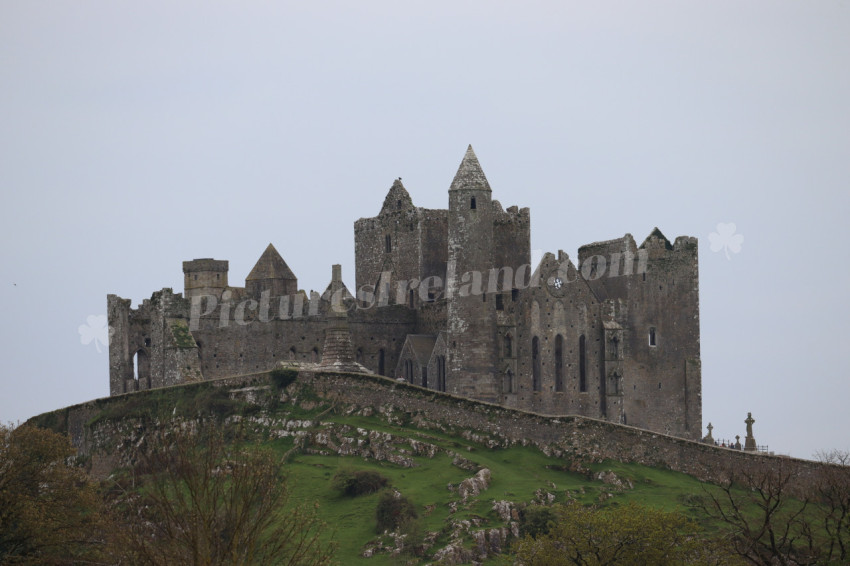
[[375, 491, 418, 533], [520, 504, 556, 538], [271, 368, 298, 390], [333, 469, 390, 497]]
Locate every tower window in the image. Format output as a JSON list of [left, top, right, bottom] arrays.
[[504, 333, 512, 358], [649, 327, 657, 347], [471, 197, 476, 209], [378, 349, 386, 375], [385, 234, 392, 253], [555, 334, 564, 392], [532, 336, 541, 391], [496, 294, 504, 310], [579, 335, 587, 392]]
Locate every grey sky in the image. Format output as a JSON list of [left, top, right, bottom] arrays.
[[1, 1, 848, 459]]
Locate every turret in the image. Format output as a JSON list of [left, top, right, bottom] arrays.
[[446, 145, 499, 401], [183, 258, 229, 299]]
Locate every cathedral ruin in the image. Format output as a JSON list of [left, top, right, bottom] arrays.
[[107, 146, 702, 439]]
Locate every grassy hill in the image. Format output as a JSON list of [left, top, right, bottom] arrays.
[[24, 369, 793, 564]]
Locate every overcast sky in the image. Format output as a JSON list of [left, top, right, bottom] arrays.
[[1, 1, 848, 459]]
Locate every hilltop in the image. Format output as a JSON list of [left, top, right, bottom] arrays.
[[27, 368, 829, 564]]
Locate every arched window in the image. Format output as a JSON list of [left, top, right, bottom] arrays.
[[555, 334, 564, 392], [385, 234, 392, 253], [289, 347, 296, 360], [437, 356, 446, 392], [532, 336, 541, 391], [504, 333, 512, 358], [579, 335, 587, 392], [134, 349, 150, 390], [409, 289, 415, 308], [471, 196, 477, 209], [505, 369, 513, 394], [378, 349, 386, 376], [404, 359, 413, 382]]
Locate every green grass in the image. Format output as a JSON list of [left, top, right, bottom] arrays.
[[33, 373, 755, 564]]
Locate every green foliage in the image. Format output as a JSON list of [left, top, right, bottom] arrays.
[[170, 320, 197, 349], [516, 501, 742, 566], [108, 423, 335, 566], [375, 491, 418, 533], [519, 504, 556, 538], [0, 424, 106, 564], [271, 368, 298, 390], [333, 468, 389, 497]]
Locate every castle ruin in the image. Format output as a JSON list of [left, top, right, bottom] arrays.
[[108, 146, 701, 440]]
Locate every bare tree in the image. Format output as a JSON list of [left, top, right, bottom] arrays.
[[699, 458, 816, 566], [108, 421, 335, 566], [812, 449, 850, 563]]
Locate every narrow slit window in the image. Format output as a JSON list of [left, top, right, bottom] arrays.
[[579, 335, 586, 392], [385, 234, 392, 253], [471, 196, 477, 209], [649, 327, 657, 347]]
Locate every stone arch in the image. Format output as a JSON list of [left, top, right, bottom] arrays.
[[134, 349, 150, 389]]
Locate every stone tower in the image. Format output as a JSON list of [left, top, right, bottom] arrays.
[[183, 259, 229, 299], [446, 146, 499, 401]]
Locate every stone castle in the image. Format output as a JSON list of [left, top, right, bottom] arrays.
[[108, 146, 702, 440]]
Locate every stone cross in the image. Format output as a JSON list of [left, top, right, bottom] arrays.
[[744, 412, 757, 451]]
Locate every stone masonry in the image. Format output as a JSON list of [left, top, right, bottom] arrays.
[[108, 146, 702, 440]]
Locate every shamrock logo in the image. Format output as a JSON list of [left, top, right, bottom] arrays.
[[709, 223, 744, 260], [78, 314, 113, 353]]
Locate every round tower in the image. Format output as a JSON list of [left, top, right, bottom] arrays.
[[446, 145, 499, 401]]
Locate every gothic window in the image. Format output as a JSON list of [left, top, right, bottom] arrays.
[[504, 333, 513, 358], [404, 359, 413, 383], [532, 336, 541, 391], [555, 334, 564, 392], [134, 349, 150, 389], [506, 369, 513, 394], [649, 327, 657, 347], [409, 290, 415, 308], [471, 196, 477, 209], [434, 355, 447, 392], [579, 335, 587, 392], [378, 349, 386, 376], [385, 234, 392, 253], [611, 335, 619, 358], [422, 368, 428, 388]]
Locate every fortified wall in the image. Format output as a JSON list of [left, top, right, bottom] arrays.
[[107, 146, 702, 440]]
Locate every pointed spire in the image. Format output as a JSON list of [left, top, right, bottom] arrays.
[[246, 243, 297, 281], [450, 145, 491, 192], [379, 178, 414, 215]]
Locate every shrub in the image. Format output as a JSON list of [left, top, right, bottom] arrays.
[[333, 469, 389, 497], [375, 491, 418, 533], [520, 504, 556, 538]]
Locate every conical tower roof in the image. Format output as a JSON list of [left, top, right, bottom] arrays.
[[379, 178, 415, 215], [449, 145, 491, 192], [246, 243, 297, 281]]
